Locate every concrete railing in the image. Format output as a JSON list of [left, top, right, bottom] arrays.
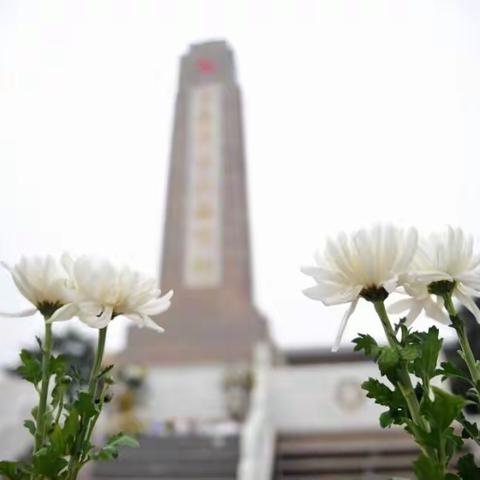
[[237, 342, 275, 480]]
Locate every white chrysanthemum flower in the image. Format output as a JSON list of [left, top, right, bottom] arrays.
[[0, 255, 77, 321], [63, 255, 173, 332], [301, 224, 418, 351], [388, 280, 449, 326], [406, 226, 480, 322]]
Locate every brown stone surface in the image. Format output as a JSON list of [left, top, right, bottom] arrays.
[[121, 41, 267, 366]]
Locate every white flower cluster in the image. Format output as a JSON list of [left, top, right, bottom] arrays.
[[302, 224, 480, 351], [0, 254, 173, 333]]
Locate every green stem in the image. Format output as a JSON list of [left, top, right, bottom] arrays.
[[372, 300, 475, 475], [443, 294, 480, 387], [373, 301, 449, 472], [34, 322, 53, 451], [82, 382, 108, 455], [67, 327, 108, 480], [81, 327, 108, 458], [88, 327, 107, 397], [373, 301, 425, 429]]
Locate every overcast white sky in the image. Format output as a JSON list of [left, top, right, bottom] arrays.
[[1, 0, 480, 365]]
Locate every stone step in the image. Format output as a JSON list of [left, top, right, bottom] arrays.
[[277, 443, 418, 458], [94, 461, 237, 477], [273, 475, 411, 480], [277, 431, 415, 451], [91, 434, 239, 479], [274, 431, 417, 479], [113, 447, 238, 462], [133, 435, 238, 449], [93, 476, 236, 480], [276, 453, 416, 475]]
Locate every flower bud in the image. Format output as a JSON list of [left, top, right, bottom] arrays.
[[103, 392, 113, 403]]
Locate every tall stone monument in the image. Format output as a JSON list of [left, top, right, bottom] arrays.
[[125, 41, 266, 365]]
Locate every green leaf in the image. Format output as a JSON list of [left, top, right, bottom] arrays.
[[352, 334, 380, 358], [458, 413, 480, 441], [444, 427, 464, 462], [379, 411, 393, 428], [92, 433, 139, 461], [378, 347, 400, 376], [106, 433, 139, 449], [32, 448, 68, 478], [465, 387, 480, 404], [61, 408, 80, 453], [48, 354, 66, 376], [413, 453, 444, 480], [0, 461, 24, 480], [458, 453, 480, 480], [412, 327, 443, 382], [50, 382, 64, 410], [438, 361, 473, 386], [23, 419, 36, 436], [16, 350, 42, 385], [48, 423, 66, 456], [429, 387, 465, 432], [74, 392, 98, 419], [362, 378, 409, 428], [361, 378, 394, 406]]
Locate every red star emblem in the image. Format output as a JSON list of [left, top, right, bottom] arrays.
[[196, 58, 216, 74]]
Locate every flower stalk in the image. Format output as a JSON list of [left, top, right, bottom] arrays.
[[88, 327, 107, 397], [373, 301, 425, 430], [82, 326, 109, 456], [443, 293, 480, 389], [67, 327, 108, 480], [34, 321, 53, 452]]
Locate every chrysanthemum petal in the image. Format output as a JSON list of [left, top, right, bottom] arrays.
[[424, 297, 449, 325], [456, 272, 480, 291], [382, 276, 398, 293], [302, 284, 359, 306], [139, 295, 173, 316], [0, 308, 37, 318], [455, 286, 480, 324], [325, 236, 355, 278], [414, 271, 452, 284], [300, 266, 347, 283], [78, 301, 103, 316], [124, 313, 143, 326], [48, 303, 78, 323], [142, 316, 165, 333], [405, 302, 423, 326], [61, 253, 75, 277], [97, 305, 113, 326], [332, 297, 359, 352], [394, 227, 418, 272], [11, 269, 37, 305], [387, 298, 415, 315]]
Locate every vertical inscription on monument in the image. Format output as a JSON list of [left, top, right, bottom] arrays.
[[184, 83, 223, 288]]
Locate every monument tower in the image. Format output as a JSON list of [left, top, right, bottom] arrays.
[[125, 41, 266, 365]]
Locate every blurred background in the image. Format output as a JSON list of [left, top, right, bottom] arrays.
[[2, 1, 480, 479]]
